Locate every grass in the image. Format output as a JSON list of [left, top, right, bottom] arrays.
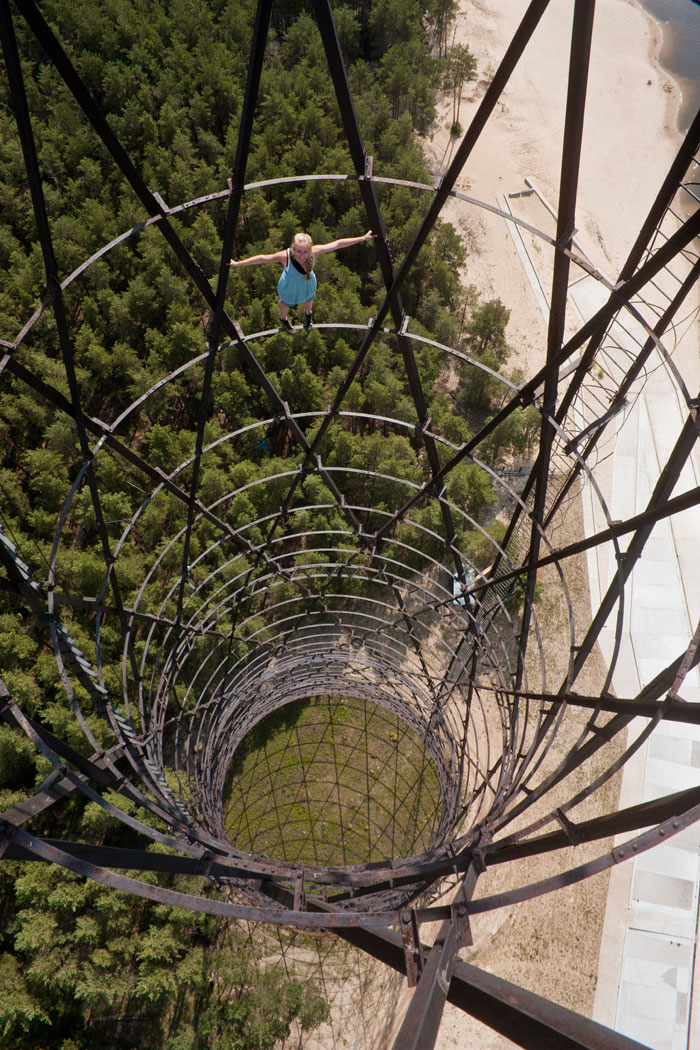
[[223, 695, 442, 868]]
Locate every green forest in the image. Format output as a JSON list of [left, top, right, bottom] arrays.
[[0, 0, 538, 1046]]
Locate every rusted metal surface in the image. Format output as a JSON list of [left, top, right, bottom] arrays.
[[392, 919, 458, 1050], [447, 956, 651, 1050], [522, 689, 700, 722], [266, 882, 651, 1050], [518, 0, 596, 688]]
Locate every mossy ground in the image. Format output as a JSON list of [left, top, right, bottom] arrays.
[[224, 696, 442, 867]]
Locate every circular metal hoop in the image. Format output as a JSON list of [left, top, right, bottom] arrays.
[[2, 1, 700, 960]]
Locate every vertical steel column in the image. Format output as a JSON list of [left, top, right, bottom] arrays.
[[391, 919, 458, 1050], [312, 0, 463, 581], [515, 0, 596, 690], [0, 0, 144, 713], [308, 916, 650, 1050], [310, 0, 454, 708], [489, 391, 700, 833], [283, 0, 552, 470], [171, 0, 274, 647], [493, 106, 700, 586], [544, 252, 700, 530], [390, 861, 478, 1050], [568, 396, 700, 687]]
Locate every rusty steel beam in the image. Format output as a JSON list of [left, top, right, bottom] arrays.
[[668, 615, 700, 699], [171, 0, 275, 659], [568, 398, 700, 689], [373, 198, 700, 547], [6, 765, 700, 926], [312, 0, 464, 589], [391, 920, 458, 1050], [12, 0, 364, 561], [267, 0, 553, 501], [0, 835, 249, 878], [390, 860, 479, 1050], [496, 110, 700, 571], [261, 882, 649, 1050], [169, 0, 276, 704], [495, 687, 700, 723], [487, 780, 700, 864], [489, 631, 700, 840], [469, 792, 700, 921], [447, 956, 650, 1050], [518, 0, 596, 687], [0, 0, 142, 709]]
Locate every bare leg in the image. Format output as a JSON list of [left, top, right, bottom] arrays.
[[303, 298, 313, 316], [303, 299, 314, 330], [277, 300, 294, 333]]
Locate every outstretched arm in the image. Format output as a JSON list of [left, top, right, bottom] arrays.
[[312, 230, 375, 256], [229, 249, 286, 268]]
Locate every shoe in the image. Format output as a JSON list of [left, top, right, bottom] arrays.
[[279, 316, 294, 333], [304, 312, 313, 331]]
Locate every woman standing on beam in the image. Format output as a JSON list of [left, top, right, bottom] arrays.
[[230, 229, 375, 332]]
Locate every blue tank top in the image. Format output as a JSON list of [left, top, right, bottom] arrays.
[[277, 249, 317, 306]]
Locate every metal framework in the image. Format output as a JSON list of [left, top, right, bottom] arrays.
[[1, 0, 700, 1047]]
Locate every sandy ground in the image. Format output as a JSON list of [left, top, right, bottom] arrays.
[[423, 0, 698, 388]]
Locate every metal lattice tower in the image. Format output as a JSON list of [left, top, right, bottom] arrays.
[[2, 0, 700, 1047]]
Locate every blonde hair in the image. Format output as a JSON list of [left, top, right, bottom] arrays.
[[291, 232, 314, 278]]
